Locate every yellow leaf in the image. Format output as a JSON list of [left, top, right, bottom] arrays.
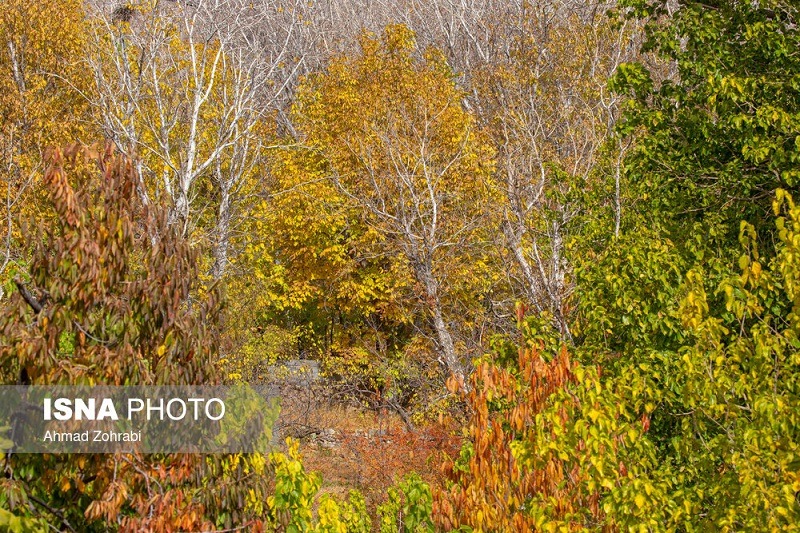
[[635, 493, 645, 509]]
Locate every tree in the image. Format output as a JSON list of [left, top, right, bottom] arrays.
[[0, 143, 219, 386], [223, 147, 415, 388], [468, 1, 640, 340], [435, 346, 609, 530], [572, 0, 800, 527], [294, 24, 495, 387], [0, 144, 273, 531], [0, 0, 94, 293], [87, 0, 299, 279], [612, 0, 800, 254], [358, 1, 644, 341]]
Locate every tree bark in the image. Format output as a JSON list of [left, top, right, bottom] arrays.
[[211, 183, 232, 280], [415, 259, 465, 387]]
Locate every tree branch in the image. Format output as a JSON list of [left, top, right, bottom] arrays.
[[13, 278, 42, 314]]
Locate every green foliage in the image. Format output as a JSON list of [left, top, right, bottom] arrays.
[[568, 0, 800, 528], [378, 474, 434, 533], [651, 191, 800, 529], [614, 0, 800, 251], [267, 438, 371, 532], [198, 453, 274, 529], [268, 439, 321, 531], [313, 492, 371, 533], [216, 385, 281, 451], [580, 190, 800, 530], [264, 440, 436, 532], [331, 491, 371, 533], [0, 509, 47, 533]]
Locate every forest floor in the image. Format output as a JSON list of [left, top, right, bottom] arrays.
[[274, 385, 462, 518]]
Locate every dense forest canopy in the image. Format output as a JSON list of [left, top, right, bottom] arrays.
[[0, 0, 798, 530]]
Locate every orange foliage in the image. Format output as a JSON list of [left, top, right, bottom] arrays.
[[297, 414, 461, 518], [343, 423, 461, 501], [0, 145, 268, 532], [434, 347, 605, 532]]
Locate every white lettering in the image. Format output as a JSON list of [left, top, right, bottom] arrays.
[[188, 398, 204, 419], [146, 399, 164, 420], [206, 398, 225, 421], [127, 398, 144, 418], [54, 398, 72, 421], [166, 399, 186, 420], [96, 398, 119, 420]]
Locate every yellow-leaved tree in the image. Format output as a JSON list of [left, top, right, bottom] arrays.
[[86, 0, 288, 279], [294, 24, 496, 388], [471, 1, 642, 340], [0, 0, 95, 292], [224, 146, 414, 383]]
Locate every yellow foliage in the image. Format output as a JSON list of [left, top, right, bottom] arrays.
[[291, 24, 500, 377], [0, 0, 96, 279]]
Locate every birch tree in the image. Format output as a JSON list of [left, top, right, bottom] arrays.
[[87, 0, 304, 278], [467, 1, 640, 338]]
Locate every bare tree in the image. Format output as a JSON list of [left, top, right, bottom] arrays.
[[495, 4, 638, 339]]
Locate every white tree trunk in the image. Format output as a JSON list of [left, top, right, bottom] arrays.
[[211, 184, 232, 280]]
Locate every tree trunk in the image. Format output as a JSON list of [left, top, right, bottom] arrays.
[[416, 259, 466, 388], [503, 219, 544, 314], [503, 217, 572, 341], [211, 184, 232, 280]]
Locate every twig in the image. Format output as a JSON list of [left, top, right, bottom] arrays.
[[28, 495, 76, 533]]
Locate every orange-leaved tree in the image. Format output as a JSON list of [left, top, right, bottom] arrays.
[[434, 339, 651, 531], [0, 145, 272, 532]]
